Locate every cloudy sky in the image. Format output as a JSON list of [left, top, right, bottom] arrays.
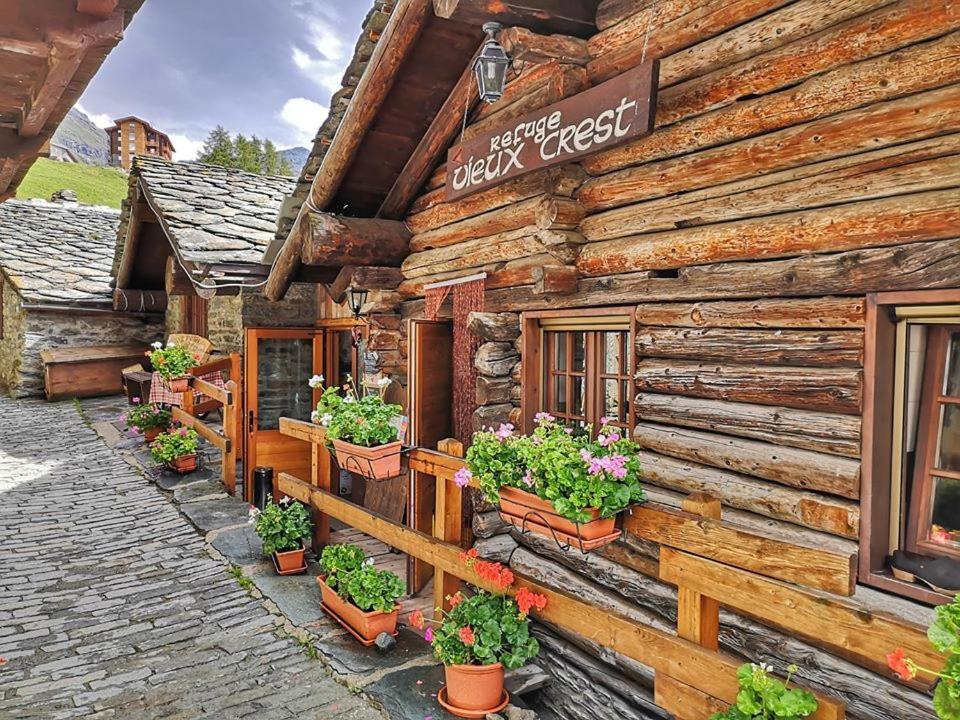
[[76, 0, 369, 160]]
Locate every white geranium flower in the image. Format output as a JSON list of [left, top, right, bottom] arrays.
[[247, 507, 260, 524], [311, 410, 320, 424], [320, 413, 332, 427], [151, 341, 163, 350], [376, 377, 391, 388], [308, 374, 325, 389], [279, 496, 292, 506], [365, 557, 375, 566], [166, 340, 177, 347], [343, 395, 355, 404]]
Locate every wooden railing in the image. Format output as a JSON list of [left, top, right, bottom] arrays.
[[277, 417, 940, 720], [172, 354, 240, 494]]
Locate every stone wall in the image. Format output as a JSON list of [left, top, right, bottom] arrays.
[[10, 307, 162, 398], [0, 278, 27, 395], [209, 295, 243, 354]]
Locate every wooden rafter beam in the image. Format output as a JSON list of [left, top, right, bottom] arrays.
[[76, 0, 120, 19], [432, 0, 598, 38], [19, 12, 124, 138], [265, 0, 432, 301], [377, 40, 481, 219], [326, 265, 405, 303]]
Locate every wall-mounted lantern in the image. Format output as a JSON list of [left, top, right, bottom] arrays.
[[474, 22, 510, 104], [348, 287, 368, 319]]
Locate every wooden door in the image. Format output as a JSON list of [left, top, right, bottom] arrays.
[[244, 328, 323, 500], [407, 319, 454, 592]]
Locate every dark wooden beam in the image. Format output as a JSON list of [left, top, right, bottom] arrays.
[[76, 0, 120, 19], [377, 41, 481, 219], [302, 213, 411, 267], [433, 0, 598, 38], [327, 266, 406, 303], [327, 266, 358, 304], [164, 256, 195, 296], [112, 288, 168, 313]]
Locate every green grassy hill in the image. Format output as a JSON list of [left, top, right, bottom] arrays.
[[16, 158, 128, 208]]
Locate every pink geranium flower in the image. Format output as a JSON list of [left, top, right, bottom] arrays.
[[454, 467, 472, 488]]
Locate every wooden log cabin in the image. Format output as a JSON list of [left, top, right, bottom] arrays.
[[263, 1, 960, 718]]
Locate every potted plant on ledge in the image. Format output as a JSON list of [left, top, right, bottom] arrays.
[[459, 413, 645, 550], [317, 543, 405, 643], [710, 662, 818, 720], [150, 426, 200, 474], [147, 340, 200, 393], [250, 496, 311, 574], [122, 398, 171, 442], [411, 550, 546, 719], [309, 374, 405, 480]]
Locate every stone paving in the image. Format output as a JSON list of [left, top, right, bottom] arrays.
[[0, 397, 386, 720]]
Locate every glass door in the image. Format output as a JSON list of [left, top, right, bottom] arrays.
[[244, 328, 323, 500]]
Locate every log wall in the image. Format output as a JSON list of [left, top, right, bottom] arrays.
[[387, 2, 958, 718]]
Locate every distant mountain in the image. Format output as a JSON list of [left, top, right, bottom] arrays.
[[50, 108, 111, 166], [279, 146, 309, 175]]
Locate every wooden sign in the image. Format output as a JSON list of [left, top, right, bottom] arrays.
[[445, 60, 659, 201]]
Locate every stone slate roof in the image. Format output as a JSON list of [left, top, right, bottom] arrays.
[[120, 156, 296, 268], [272, 1, 392, 246], [0, 199, 119, 306]]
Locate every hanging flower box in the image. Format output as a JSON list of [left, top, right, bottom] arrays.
[[497, 486, 618, 543], [308, 374, 407, 481], [459, 413, 645, 552], [330, 439, 402, 480], [317, 544, 404, 645]]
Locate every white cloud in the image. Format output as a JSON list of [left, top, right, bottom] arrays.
[[74, 103, 113, 130], [290, 11, 349, 93], [280, 98, 328, 146], [168, 133, 205, 162]]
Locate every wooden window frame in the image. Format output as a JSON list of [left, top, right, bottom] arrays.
[[520, 307, 636, 434], [862, 290, 960, 605], [907, 324, 960, 558]]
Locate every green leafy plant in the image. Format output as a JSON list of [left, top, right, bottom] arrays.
[[319, 544, 366, 593], [887, 594, 960, 719], [147, 341, 200, 380], [338, 562, 405, 613], [319, 543, 404, 613], [310, 375, 402, 448], [122, 399, 171, 433], [463, 414, 645, 523], [710, 663, 819, 720], [149, 426, 199, 464], [250, 497, 311, 555], [710, 663, 818, 720]]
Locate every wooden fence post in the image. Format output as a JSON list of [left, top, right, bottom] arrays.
[[434, 438, 464, 619], [229, 352, 243, 462], [677, 493, 722, 650], [222, 380, 237, 495]]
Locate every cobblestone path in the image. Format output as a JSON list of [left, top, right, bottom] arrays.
[[0, 398, 384, 720]]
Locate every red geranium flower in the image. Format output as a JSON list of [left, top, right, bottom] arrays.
[[448, 592, 464, 608], [409, 609, 424, 630], [516, 586, 548, 616], [458, 626, 475, 646], [886, 648, 917, 681]]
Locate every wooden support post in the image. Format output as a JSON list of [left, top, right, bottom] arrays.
[[312, 441, 332, 550], [434, 438, 464, 618], [230, 353, 243, 463], [222, 380, 237, 495], [676, 493, 722, 651]]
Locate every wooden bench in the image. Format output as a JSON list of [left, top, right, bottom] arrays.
[[40, 344, 150, 401]]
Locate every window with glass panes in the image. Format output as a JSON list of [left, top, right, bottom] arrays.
[[540, 323, 632, 430]]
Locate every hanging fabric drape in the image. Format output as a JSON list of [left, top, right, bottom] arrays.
[[422, 273, 486, 445], [451, 277, 485, 445]]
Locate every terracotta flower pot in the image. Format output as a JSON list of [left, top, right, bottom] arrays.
[[331, 439, 402, 480], [168, 376, 190, 393], [498, 486, 616, 541], [444, 662, 504, 712], [274, 544, 306, 573], [167, 454, 197, 474], [144, 426, 163, 443], [317, 576, 399, 642]]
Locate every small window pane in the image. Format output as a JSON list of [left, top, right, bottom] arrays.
[[572, 332, 585, 372], [573, 376, 584, 418], [603, 332, 621, 374], [554, 375, 567, 413], [946, 332, 960, 396], [937, 403, 960, 472], [928, 476, 960, 549], [603, 379, 620, 421], [553, 333, 567, 371]]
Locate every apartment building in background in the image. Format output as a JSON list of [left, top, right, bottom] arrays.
[[105, 116, 174, 169]]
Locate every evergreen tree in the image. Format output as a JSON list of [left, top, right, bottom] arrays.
[[261, 139, 281, 175], [198, 125, 234, 167], [234, 134, 261, 174], [279, 156, 294, 177]]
